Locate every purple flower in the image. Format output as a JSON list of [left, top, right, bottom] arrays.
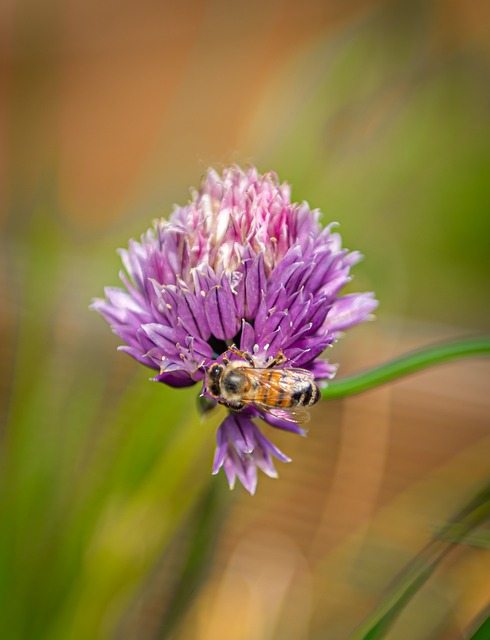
[[92, 166, 377, 494]]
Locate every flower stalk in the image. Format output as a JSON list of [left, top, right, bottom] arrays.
[[322, 337, 490, 400]]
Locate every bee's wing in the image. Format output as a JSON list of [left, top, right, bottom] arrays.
[[259, 404, 312, 425], [238, 365, 316, 380], [235, 367, 313, 425], [281, 366, 316, 378]]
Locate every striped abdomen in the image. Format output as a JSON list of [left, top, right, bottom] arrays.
[[250, 369, 320, 409]]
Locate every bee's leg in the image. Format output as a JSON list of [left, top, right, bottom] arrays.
[[227, 344, 243, 357], [242, 352, 256, 367], [227, 344, 256, 368], [222, 354, 230, 365], [266, 349, 288, 368]]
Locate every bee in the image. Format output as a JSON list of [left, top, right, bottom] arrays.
[[205, 345, 320, 424]]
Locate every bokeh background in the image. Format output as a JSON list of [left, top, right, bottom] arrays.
[[2, 0, 490, 638]]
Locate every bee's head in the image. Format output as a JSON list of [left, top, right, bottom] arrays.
[[206, 362, 224, 398]]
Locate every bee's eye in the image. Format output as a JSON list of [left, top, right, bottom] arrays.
[[210, 364, 223, 381]]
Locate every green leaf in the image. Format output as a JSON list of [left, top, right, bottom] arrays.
[[352, 482, 490, 640], [468, 611, 490, 640]]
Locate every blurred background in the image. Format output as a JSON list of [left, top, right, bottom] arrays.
[[1, 0, 490, 638]]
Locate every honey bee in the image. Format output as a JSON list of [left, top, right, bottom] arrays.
[[205, 345, 320, 424]]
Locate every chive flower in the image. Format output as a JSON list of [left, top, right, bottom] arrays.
[[92, 166, 377, 494]]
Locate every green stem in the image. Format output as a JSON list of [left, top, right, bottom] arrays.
[[322, 337, 490, 400]]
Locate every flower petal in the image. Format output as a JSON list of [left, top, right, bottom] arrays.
[[212, 414, 291, 494], [204, 282, 240, 341], [324, 292, 378, 332]]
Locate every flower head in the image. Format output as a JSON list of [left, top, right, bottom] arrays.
[[92, 166, 377, 494]]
